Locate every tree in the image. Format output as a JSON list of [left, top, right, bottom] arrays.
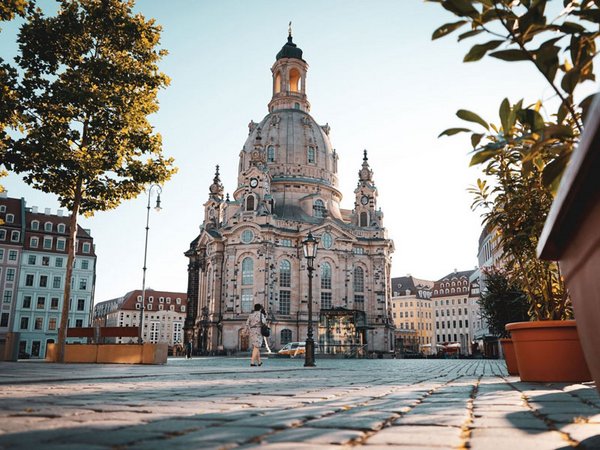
[[4, 0, 177, 362]]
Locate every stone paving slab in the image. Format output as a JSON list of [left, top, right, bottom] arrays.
[[0, 357, 598, 449]]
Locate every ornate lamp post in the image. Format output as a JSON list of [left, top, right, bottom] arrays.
[[302, 231, 319, 367], [139, 184, 162, 344]]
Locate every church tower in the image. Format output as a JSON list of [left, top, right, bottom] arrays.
[[185, 31, 395, 357]]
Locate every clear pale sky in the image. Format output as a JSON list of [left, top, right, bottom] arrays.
[[1, 1, 592, 303]]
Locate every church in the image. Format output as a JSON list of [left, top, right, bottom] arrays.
[[184, 31, 395, 356]]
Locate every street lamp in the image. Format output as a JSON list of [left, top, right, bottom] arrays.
[[139, 184, 162, 344], [302, 231, 319, 367]]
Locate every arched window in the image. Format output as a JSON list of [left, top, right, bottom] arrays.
[[281, 329, 292, 345], [307, 146, 315, 164], [267, 145, 275, 162], [321, 262, 331, 289], [274, 71, 282, 94], [353, 267, 364, 292], [246, 195, 255, 211], [31, 220, 39, 230], [360, 212, 368, 227], [289, 68, 301, 92], [44, 222, 52, 232], [57, 224, 66, 233], [279, 260, 291, 287], [314, 200, 325, 218], [242, 258, 253, 285]]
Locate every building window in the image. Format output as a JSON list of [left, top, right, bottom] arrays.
[[43, 237, 52, 249], [159, 297, 164, 303], [0, 230, 5, 240], [50, 298, 59, 310], [77, 299, 85, 311], [25, 274, 34, 286], [267, 145, 275, 162], [6, 214, 14, 223], [307, 146, 315, 163], [279, 260, 291, 287], [6, 268, 15, 281], [280, 239, 292, 247], [352, 247, 365, 255], [149, 321, 159, 343], [321, 262, 332, 289], [20, 317, 29, 330], [37, 297, 45, 309], [242, 257, 253, 285], [321, 292, 332, 309], [3, 290, 12, 304], [279, 290, 291, 315], [360, 212, 368, 227], [75, 319, 83, 328], [0, 249, 3, 261], [354, 295, 364, 309], [30, 237, 39, 248], [8, 250, 17, 261], [48, 318, 57, 330], [42, 256, 50, 266], [52, 276, 61, 289], [39, 276, 48, 288], [55, 257, 63, 267], [30, 220, 39, 230], [321, 232, 333, 249], [353, 266, 364, 292], [82, 242, 91, 253], [56, 239, 66, 251], [43, 222, 52, 232], [79, 279, 87, 290], [11, 230, 20, 242], [181, 306, 185, 312], [22, 295, 32, 308], [34, 317, 43, 330], [281, 329, 292, 345], [241, 288, 253, 313], [314, 200, 325, 218], [241, 229, 254, 244], [57, 223, 66, 233], [245, 195, 255, 212], [0, 313, 9, 327]]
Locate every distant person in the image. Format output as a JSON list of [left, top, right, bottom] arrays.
[[185, 341, 192, 360], [246, 303, 267, 367]]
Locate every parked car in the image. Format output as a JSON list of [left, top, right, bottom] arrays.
[[277, 342, 306, 358]]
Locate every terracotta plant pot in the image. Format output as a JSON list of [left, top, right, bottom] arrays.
[[499, 338, 519, 375], [505, 320, 592, 382]]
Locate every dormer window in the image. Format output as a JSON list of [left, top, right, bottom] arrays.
[[45, 222, 52, 232], [6, 214, 14, 223], [31, 220, 39, 230], [57, 224, 66, 233], [314, 199, 325, 218]]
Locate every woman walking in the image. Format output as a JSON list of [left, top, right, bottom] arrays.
[[246, 303, 267, 367]]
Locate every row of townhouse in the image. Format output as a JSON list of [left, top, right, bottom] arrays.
[[0, 193, 96, 359]]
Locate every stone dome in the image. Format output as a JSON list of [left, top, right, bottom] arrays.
[[276, 35, 304, 61]]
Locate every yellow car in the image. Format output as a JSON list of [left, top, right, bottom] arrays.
[[277, 342, 306, 358]]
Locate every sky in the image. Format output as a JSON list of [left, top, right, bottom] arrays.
[[1, 1, 594, 304]]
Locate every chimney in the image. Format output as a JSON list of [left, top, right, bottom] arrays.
[[32, 206, 38, 214], [453, 268, 458, 274], [57, 209, 63, 217], [0, 191, 7, 198], [44, 208, 51, 215]]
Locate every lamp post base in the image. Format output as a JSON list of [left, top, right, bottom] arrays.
[[304, 338, 316, 367]]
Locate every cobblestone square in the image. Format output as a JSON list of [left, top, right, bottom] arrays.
[[0, 358, 598, 449]]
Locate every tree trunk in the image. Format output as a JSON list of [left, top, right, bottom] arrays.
[[56, 177, 83, 363]]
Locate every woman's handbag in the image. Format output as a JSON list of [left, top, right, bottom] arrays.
[[261, 323, 271, 337]]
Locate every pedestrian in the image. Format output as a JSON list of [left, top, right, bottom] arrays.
[[246, 303, 267, 367], [185, 340, 192, 360]]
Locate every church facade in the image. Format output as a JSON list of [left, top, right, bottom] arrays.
[[184, 33, 395, 356]]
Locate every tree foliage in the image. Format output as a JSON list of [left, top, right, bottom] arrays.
[[478, 267, 529, 337], [430, 1, 597, 320], [4, 0, 177, 361]]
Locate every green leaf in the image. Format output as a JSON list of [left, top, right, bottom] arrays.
[[441, 0, 479, 18], [559, 21, 585, 34], [489, 49, 530, 61], [499, 98, 510, 132], [471, 133, 484, 148], [438, 127, 471, 137], [542, 152, 570, 193], [579, 93, 598, 124], [469, 148, 498, 166], [457, 109, 489, 130], [457, 29, 484, 42], [517, 108, 545, 133], [561, 68, 580, 94], [464, 39, 503, 62], [432, 20, 467, 40]]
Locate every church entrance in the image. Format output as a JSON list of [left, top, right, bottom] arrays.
[[318, 308, 368, 357]]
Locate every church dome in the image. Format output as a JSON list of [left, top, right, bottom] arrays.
[[276, 35, 304, 61], [240, 109, 338, 190]]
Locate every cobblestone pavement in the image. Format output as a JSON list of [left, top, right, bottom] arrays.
[[0, 357, 599, 449]]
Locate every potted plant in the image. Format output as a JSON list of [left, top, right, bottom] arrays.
[[478, 267, 529, 375], [432, 0, 597, 383]]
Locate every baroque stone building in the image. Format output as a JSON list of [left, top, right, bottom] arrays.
[[184, 33, 394, 355]]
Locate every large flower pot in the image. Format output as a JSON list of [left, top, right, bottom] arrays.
[[505, 320, 591, 382], [499, 338, 519, 376]]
